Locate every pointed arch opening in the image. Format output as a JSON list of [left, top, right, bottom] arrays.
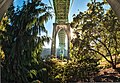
[[56, 28, 68, 58]]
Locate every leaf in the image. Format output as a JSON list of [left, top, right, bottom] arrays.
[[29, 69, 37, 78]]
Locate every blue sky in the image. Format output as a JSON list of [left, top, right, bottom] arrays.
[[14, 0, 90, 48], [14, 0, 110, 48], [42, 0, 90, 48]]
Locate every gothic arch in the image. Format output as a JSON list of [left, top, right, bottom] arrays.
[[51, 23, 71, 58]]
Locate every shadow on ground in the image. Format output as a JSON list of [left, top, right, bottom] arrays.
[[94, 67, 120, 82]]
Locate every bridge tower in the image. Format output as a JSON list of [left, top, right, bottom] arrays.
[[51, 0, 71, 58]]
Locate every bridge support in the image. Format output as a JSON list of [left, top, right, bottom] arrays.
[[0, 0, 13, 20], [51, 23, 71, 59]]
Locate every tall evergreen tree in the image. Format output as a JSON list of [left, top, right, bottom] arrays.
[[0, 0, 52, 82]]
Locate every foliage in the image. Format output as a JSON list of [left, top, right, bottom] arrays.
[[71, 0, 120, 69], [0, 0, 52, 82], [44, 56, 99, 82], [0, 16, 7, 60], [1, 0, 120, 82]]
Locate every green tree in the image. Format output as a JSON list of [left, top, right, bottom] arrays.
[[0, 16, 7, 60], [1, 0, 52, 82], [71, 0, 120, 69]]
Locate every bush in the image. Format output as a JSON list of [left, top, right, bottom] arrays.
[[44, 56, 100, 82]]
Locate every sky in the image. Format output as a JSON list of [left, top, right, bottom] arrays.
[[14, 0, 110, 48], [41, 0, 90, 48]]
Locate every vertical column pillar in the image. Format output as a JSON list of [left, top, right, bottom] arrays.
[[51, 23, 57, 56], [0, 0, 13, 20], [0, 60, 1, 83], [51, 23, 71, 59], [65, 23, 71, 59]]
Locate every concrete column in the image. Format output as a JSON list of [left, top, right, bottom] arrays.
[[0, 60, 1, 83], [51, 23, 57, 56], [67, 24, 71, 59], [107, 0, 120, 19], [0, 0, 13, 20], [51, 23, 71, 58]]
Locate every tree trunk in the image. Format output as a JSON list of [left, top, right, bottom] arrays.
[[111, 63, 116, 69], [107, 0, 120, 19]]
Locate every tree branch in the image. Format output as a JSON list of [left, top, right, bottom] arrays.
[[92, 36, 114, 63], [89, 48, 112, 64]]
